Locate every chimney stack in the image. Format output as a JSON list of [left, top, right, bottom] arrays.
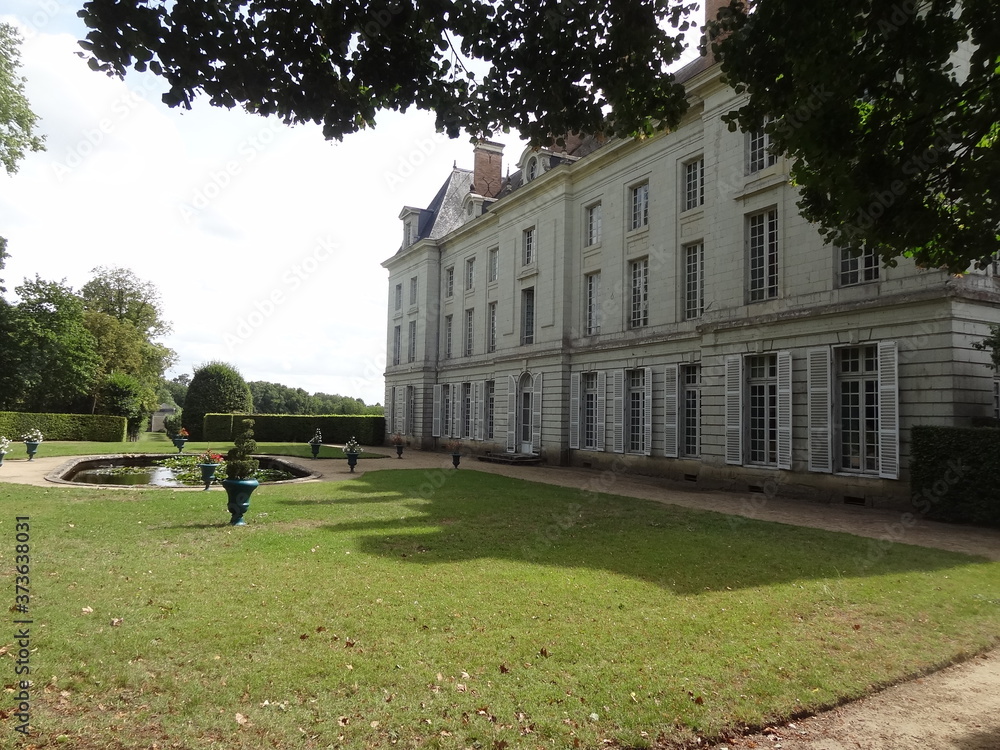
[[473, 140, 504, 199]]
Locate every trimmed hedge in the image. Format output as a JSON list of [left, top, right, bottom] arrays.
[[203, 414, 385, 445], [911, 425, 1000, 527], [0, 411, 127, 442]]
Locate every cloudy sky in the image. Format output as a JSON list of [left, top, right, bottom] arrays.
[[1, 1, 702, 407]]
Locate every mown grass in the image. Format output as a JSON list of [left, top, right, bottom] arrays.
[[0, 469, 997, 749], [2, 432, 388, 461]]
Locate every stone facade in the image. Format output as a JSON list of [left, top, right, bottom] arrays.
[[382, 62, 1000, 507]]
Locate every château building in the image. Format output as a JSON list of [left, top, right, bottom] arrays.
[[381, 25, 999, 506]]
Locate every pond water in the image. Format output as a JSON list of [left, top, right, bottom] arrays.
[[60, 455, 305, 487]]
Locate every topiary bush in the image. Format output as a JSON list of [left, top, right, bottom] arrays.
[[225, 418, 259, 480], [183, 362, 253, 441]]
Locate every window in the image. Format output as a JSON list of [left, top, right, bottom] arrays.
[[462, 383, 473, 438], [403, 220, 414, 247], [523, 227, 535, 265], [584, 372, 599, 449], [442, 384, 452, 438], [629, 182, 649, 230], [407, 320, 416, 362], [487, 302, 497, 353], [683, 158, 704, 211], [485, 380, 495, 440], [684, 242, 704, 320], [444, 315, 453, 359], [394, 283, 402, 311], [682, 365, 701, 457], [837, 346, 880, 473], [521, 288, 535, 345], [626, 369, 646, 453], [488, 247, 499, 282], [445, 267, 454, 298], [747, 354, 778, 465], [392, 325, 401, 366], [748, 209, 778, 302], [464, 308, 474, 357], [527, 158, 537, 181], [747, 126, 777, 174], [840, 246, 880, 286], [465, 257, 476, 291], [585, 272, 601, 335], [405, 385, 415, 435], [630, 258, 648, 328], [409, 276, 417, 305], [586, 202, 602, 246]]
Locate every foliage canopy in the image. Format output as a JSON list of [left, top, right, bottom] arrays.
[[183, 361, 254, 440], [711, 0, 1000, 272], [0, 22, 45, 176]]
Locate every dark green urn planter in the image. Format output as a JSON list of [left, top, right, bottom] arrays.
[[24, 441, 40, 461], [452, 452, 461, 469], [310, 443, 321, 458], [221, 478, 258, 525], [0, 452, 6, 467], [172, 437, 187, 453], [198, 463, 220, 491], [346, 452, 359, 472]]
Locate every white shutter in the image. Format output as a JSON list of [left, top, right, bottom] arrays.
[[531, 372, 543, 452], [724, 355, 743, 465], [432, 384, 442, 437], [664, 364, 679, 458], [807, 347, 832, 473], [613, 369, 625, 453], [596, 371, 607, 451], [452, 384, 462, 438], [878, 341, 900, 479], [776, 351, 792, 470], [569, 372, 581, 450], [402, 386, 411, 435], [506, 375, 517, 452], [386, 386, 394, 433], [395, 387, 405, 436], [475, 381, 485, 441], [643, 367, 653, 456]]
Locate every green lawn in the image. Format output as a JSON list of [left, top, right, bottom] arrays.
[[5, 432, 387, 461], [0, 468, 997, 749]]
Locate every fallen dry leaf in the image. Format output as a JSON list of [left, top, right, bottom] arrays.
[[110, 618, 123, 627], [235, 713, 248, 726], [82, 607, 94, 615]]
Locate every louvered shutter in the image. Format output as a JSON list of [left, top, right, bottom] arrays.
[[776, 351, 793, 470], [643, 367, 653, 456], [664, 364, 679, 458], [596, 371, 607, 451], [613, 369, 625, 453], [878, 341, 899, 479], [506, 375, 517, 452], [807, 348, 832, 473], [569, 372, 581, 450], [453, 384, 462, 438], [531, 372, 543, 452], [395, 388, 405, 436], [724, 355, 743, 465], [475, 382, 485, 441], [432, 384, 442, 437]]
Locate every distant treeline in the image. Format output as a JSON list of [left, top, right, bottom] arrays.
[[248, 381, 382, 416]]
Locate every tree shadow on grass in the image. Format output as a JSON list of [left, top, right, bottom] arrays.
[[317, 471, 996, 595]]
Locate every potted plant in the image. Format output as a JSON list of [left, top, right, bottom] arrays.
[[220, 419, 259, 525], [446, 439, 462, 469], [391, 432, 404, 458], [343, 436, 362, 473], [22, 429, 43, 461], [0, 436, 10, 467], [196, 450, 225, 491], [172, 427, 189, 453], [308, 428, 323, 458]]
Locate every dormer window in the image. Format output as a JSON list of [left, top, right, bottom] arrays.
[[403, 220, 414, 247], [527, 158, 537, 181]]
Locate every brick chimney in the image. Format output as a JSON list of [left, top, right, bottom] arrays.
[[703, 0, 730, 26], [472, 140, 504, 199]]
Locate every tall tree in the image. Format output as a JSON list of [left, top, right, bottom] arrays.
[[3, 277, 100, 412], [710, 0, 1000, 272], [77, 0, 697, 144], [81, 266, 170, 338], [0, 22, 45, 176]]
